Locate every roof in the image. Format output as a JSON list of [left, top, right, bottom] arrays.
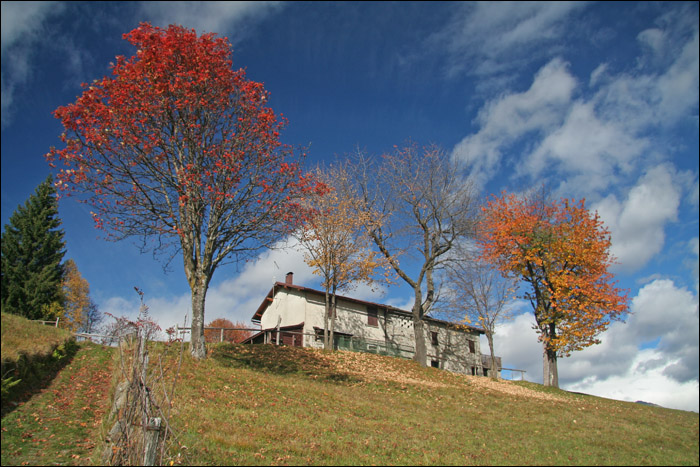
[[251, 281, 485, 335]]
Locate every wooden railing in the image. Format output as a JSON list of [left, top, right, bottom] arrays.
[[32, 317, 60, 327], [501, 367, 527, 381], [174, 325, 260, 343]]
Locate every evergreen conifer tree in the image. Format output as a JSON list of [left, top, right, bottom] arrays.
[[1, 175, 66, 319]]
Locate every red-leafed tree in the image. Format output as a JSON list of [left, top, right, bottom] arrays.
[[46, 23, 315, 359], [479, 189, 629, 387], [204, 318, 254, 344]]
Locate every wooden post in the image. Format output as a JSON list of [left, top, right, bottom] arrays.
[[142, 417, 162, 466], [56, 316, 60, 327], [220, 327, 224, 343], [275, 316, 281, 345]]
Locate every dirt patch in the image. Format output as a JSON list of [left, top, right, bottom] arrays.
[[313, 348, 570, 402], [455, 374, 570, 403]]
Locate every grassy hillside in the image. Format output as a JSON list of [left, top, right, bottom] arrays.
[[2, 312, 78, 415], [1, 311, 71, 362], [2, 336, 698, 466], [1, 342, 115, 466], [1, 312, 115, 466], [162, 344, 698, 466]]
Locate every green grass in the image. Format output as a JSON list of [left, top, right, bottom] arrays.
[[160, 343, 699, 466], [1, 336, 698, 466], [1, 312, 71, 362], [2, 312, 79, 416], [1, 342, 115, 466]]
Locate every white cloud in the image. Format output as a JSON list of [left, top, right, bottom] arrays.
[[452, 58, 576, 183], [1, 1, 62, 127], [563, 279, 699, 385], [592, 31, 698, 135], [525, 101, 646, 189], [491, 279, 699, 412], [637, 28, 666, 60], [565, 349, 699, 412], [0, 1, 57, 53], [433, 2, 587, 79], [486, 309, 543, 382], [589, 63, 608, 87], [139, 1, 284, 40], [627, 280, 699, 381], [689, 178, 700, 210], [594, 164, 681, 272], [688, 237, 699, 295], [451, 5, 698, 196], [384, 296, 416, 313], [98, 236, 314, 336], [655, 30, 699, 125]]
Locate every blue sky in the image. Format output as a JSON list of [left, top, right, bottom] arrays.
[[1, 2, 698, 412]]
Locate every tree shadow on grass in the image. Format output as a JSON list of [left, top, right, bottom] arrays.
[[210, 343, 361, 384], [1, 339, 80, 418]]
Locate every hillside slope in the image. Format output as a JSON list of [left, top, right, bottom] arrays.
[[163, 343, 698, 466], [1, 341, 114, 466], [1, 312, 71, 363], [2, 312, 77, 416], [1, 337, 698, 466]]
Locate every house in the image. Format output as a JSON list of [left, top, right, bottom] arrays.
[[245, 272, 499, 377]]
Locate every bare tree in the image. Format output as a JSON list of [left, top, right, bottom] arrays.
[[83, 299, 103, 334], [342, 143, 479, 366], [443, 243, 517, 378], [297, 165, 390, 350]]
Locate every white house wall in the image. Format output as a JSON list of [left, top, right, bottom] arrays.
[[425, 323, 483, 375], [260, 286, 307, 330], [261, 287, 486, 376]]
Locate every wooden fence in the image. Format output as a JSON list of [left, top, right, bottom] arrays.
[[174, 325, 261, 343], [501, 367, 527, 381], [74, 332, 112, 343], [32, 317, 60, 327]]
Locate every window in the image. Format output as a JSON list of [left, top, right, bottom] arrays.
[[367, 307, 378, 326], [431, 331, 439, 346], [468, 340, 475, 354], [431, 359, 440, 368]]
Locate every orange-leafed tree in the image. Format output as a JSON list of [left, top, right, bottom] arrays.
[[46, 23, 316, 359], [297, 165, 390, 350], [204, 318, 253, 343], [479, 189, 629, 387], [61, 259, 102, 333]]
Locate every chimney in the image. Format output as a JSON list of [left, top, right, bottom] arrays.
[[285, 272, 294, 285]]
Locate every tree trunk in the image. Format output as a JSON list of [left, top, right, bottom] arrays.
[[189, 274, 209, 360], [323, 290, 330, 350], [412, 292, 427, 366], [543, 342, 559, 387], [486, 333, 497, 379], [330, 288, 337, 350]]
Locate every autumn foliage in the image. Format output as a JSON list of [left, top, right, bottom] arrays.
[[204, 318, 254, 344], [479, 190, 629, 386], [45, 23, 316, 359], [298, 165, 390, 349], [47, 23, 313, 237], [60, 259, 91, 333]]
